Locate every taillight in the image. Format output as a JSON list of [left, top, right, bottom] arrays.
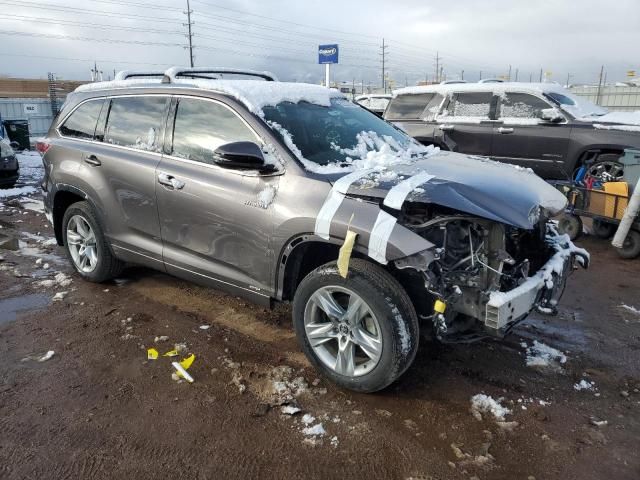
[[36, 140, 51, 155]]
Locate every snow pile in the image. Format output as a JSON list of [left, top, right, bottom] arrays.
[[268, 366, 308, 404], [522, 340, 567, 370], [301, 130, 437, 175], [488, 225, 588, 309], [470, 394, 512, 421], [574, 379, 596, 391], [173, 79, 344, 115]]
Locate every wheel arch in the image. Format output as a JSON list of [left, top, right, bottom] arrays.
[[52, 185, 98, 246]]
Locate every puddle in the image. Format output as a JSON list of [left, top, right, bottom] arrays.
[[0, 293, 51, 324], [516, 313, 590, 351]]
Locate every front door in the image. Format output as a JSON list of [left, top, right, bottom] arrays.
[[155, 96, 278, 299], [491, 92, 571, 178], [436, 91, 496, 155]]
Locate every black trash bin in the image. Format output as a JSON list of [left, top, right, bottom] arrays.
[[2, 120, 30, 151]]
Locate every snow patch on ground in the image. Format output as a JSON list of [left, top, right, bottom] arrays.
[[574, 379, 596, 391], [0, 186, 36, 199], [522, 340, 567, 370], [620, 304, 640, 315], [470, 394, 512, 421]]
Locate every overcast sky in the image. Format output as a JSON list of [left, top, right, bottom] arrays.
[[0, 0, 638, 87]]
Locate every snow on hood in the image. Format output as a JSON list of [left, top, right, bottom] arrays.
[[578, 110, 640, 126], [338, 150, 567, 229]]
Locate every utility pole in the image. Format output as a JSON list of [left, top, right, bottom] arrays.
[[460, 69, 464, 81], [515, 68, 519, 82], [434, 51, 441, 83], [508, 64, 512, 81], [596, 65, 604, 105], [185, 0, 195, 67], [479, 70, 482, 80], [565, 72, 571, 87], [529, 72, 533, 82], [380, 38, 388, 92], [539, 68, 543, 82]]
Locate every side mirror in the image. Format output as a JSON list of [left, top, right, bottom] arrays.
[[213, 141, 272, 171], [9, 141, 20, 150], [540, 108, 565, 123]]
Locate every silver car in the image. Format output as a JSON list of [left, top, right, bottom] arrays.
[[41, 67, 588, 392]]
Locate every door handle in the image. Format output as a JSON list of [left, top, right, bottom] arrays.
[[157, 172, 185, 190], [498, 127, 514, 134], [439, 124, 455, 132], [83, 154, 101, 166]]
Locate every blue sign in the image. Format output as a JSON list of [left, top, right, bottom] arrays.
[[318, 44, 339, 64]]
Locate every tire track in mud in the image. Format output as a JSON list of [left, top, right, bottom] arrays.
[[131, 276, 295, 344]]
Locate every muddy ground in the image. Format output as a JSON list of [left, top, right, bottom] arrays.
[[1, 155, 639, 480]]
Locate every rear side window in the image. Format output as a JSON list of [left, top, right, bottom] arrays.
[[499, 93, 551, 119], [104, 96, 168, 152], [171, 98, 258, 164], [386, 93, 434, 119], [59, 99, 104, 139], [423, 93, 445, 121], [444, 92, 493, 119]]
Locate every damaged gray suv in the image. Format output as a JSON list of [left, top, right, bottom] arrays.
[[41, 67, 588, 392]]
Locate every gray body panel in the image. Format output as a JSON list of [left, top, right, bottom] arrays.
[[42, 83, 570, 306], [387, 87, 640, 180]]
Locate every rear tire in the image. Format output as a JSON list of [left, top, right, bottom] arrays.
[[616, 230, 640, 260], [591, 219, 616, 239], [557, 214, 582, 241], [292, 259, 419, 393], [62, 201, 124, 282]]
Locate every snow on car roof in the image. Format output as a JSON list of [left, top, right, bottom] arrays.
[[75, 78, 345, 116], [392, 82, 569, 97]]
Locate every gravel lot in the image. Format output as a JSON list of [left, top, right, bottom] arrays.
[[1, 154, 639, 479]]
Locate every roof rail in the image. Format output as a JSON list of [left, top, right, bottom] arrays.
[[162, 67, 278, 83], [114, 70, 166, 81]]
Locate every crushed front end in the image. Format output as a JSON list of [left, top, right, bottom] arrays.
[[394, 205, 589, 341]]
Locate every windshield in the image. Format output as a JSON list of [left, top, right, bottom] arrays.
[[545, 90, 608, 118], [262, 98, 429, 173]]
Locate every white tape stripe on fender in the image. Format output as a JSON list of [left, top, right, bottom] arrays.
[[314, 169, 374, 240], [367, 210, 397, 264], [383, 171, 435, 210]]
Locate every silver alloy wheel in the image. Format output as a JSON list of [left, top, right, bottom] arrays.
[[303, 286, 382, 377], [66, 214, 98, 273]]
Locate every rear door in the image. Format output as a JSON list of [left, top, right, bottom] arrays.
[[436, 91, 496, 155], [71, 95, 168, 266], [491, 92, 570, 178], [155, 96, 278, 299]]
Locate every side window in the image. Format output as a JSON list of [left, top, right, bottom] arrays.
[[444, 92, 492, 120], [385, 93, 434, 119], [59, 99, 104, 139], [423, 93, 444, 121], [104, 96, 167, 152], [171, 98, 259, 165], [500, 93, 552, 120], [357, 98, 370, 108]]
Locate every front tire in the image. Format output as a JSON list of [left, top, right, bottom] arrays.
[[616, 230, 640, 260], [292, 259, 419, 393], [62, 201, 124, 282], [591, 219, 616, 239]]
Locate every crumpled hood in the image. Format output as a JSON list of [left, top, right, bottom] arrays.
[[338, 151, 567, 229]]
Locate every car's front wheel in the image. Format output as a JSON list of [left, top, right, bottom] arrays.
[[292, 259, 419, 393], [62, 201, 124, 282]]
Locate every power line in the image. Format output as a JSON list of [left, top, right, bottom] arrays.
[[0, 29, 185, 47], [0, 0, 182, 24], [0, 14, 184, 35]]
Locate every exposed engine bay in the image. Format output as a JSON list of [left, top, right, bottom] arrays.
[[394, 203, 589, 342]]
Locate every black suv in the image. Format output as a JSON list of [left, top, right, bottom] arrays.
[[385, 82, 640, 180]]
